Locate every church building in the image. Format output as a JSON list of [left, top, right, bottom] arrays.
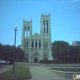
[[21, 13, 52, 63]]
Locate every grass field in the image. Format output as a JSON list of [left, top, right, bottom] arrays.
[[0, 66, 32, 80], [51, 68, 80, 72]]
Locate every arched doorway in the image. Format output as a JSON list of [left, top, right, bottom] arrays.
[[24, 54, 28, 63], [33, 52, 39, 63], [24, 58, 28, 62], [34, 58, 38, 63], [44, 54, 48, 60], [44, 58, 48, 61]]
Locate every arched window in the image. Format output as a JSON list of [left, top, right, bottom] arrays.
[[35, 39, 37, 48], [44, 42, 48, 48], [25, 27, 26, 37], [47, 21, 48, 33], [46, 42, 48, 48], [25, 42, 28, 48], [25, 42, 26, 47], [43, 21, 45, 33], [27, 42, 28, 48], [32, 39, 34, 48], [27, 27, 30, 37], [39, 39, 41, 48], [44, 42, 46, 48]]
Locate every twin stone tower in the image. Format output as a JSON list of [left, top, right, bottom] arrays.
[[21, 13, 51, 63]]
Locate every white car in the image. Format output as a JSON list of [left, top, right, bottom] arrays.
[[0, 60, 5, 63]]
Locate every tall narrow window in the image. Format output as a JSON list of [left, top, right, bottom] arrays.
[[27, 42, 28, 48], [35, 39, 37, 48], [27, 27, 30, 37], [47, 21, 48, 33], [25, 27, 26, 37], [25, 42, 26, 47], [39, 39, 41, 48], [46, 42, 48, 48], [25, 42, 28, 48], [43, 21, 45, 33], [32, 39, 34, 48], [44, 42, 48, 48]]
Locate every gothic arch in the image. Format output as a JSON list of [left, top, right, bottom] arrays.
[[44, 54, 48, 60], [24, 54, 29, 62], [32, 52, 39, 63], [33, 52, 39, 58]]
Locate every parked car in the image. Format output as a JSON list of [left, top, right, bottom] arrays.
[[0, 60, 5, 63]]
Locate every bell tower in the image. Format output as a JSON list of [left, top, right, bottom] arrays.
[[21, 19, 32, 62], [40, 13, 51, 59], [40, 13, 51, 39], [21, 19, 32, 48]]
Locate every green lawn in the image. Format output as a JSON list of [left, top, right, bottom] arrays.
[[51, 68, 80, 72], [0, 66, 32, 80]]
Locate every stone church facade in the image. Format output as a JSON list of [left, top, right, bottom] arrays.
[[21, 13, 51, 63]]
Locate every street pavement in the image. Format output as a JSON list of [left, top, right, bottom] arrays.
[[0, 65, 12, 74], [27, 66, 73, 80]]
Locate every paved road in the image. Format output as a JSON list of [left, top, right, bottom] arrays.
[[0, 66, 3, 69], [0, 65, 12, 74]]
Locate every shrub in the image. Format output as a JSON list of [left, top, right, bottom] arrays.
[[39, 60, 66, 64]]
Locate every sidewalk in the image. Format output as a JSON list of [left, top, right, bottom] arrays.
[[0, 65, 12, 74], [28, 66, 73, 80], [0, 64, 74, 80]]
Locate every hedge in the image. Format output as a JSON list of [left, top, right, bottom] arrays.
[[39, 60, 66, 64]]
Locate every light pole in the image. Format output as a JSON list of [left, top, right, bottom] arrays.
[[12, 26, 17, 74], [67, 49, 69, 63]]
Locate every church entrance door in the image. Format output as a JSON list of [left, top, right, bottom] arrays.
[[34, 58, 38, 63]]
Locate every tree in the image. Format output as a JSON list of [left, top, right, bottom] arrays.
[[0, 44, 24, 64], [52, 41, 70, 61], [2, 45, 14, 64], [0, 44, 3, 60], [15, 47, 24, 62], [69, 46, 80, 63], [52, 41, 80, 63]]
